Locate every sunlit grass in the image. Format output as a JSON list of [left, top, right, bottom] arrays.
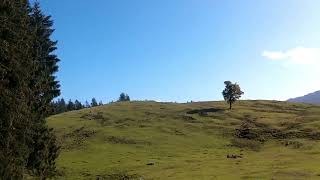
[[47, 100, 320, 179]]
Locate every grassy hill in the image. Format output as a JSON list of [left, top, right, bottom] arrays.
[[47, 100, 320, 180]]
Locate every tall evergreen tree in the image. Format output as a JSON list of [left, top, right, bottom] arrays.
[[0, 0, 36, 178], [91, 98, 98, 107], [29, 1, 60, 118], [119, 93, 126, 101], [27, 2, 61, 178], [57, 98, 66, 113], [125, 94, 130, 101], [0, 1, 60, 178], [74, 100, 83, 110], [67, 99, 75, 111], [85, 100, 90, 108], [118, 92, 130, 101]]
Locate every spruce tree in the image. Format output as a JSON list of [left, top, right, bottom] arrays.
[[119, 93, 126, 101], [119, 93, 130, 101], [27, 2, 61, 178], [125, 94, 130, 101], [0, 1, 61, 178], [0, 0, 35, 178], [67, 99, 75, 111], [59, 98, 67, 113], [74, 100, 83, 110], [91, 98, 98, 107], [85, 100, 90, 108]]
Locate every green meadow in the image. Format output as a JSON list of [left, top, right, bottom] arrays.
[[47, 100, 320, 180]]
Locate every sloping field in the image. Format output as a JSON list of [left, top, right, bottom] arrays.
[[47, 100, 320, 179]]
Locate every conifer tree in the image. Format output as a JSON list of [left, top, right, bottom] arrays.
[[91, 98, 98, 107], [74, 100, 83, 110], [0, 1, 61, 178], [58, 98, 66, 113], [67, 99, 75, 111], [119, 93, 126, 101], [125, 94, 130, 101], [119, 92, 130, 101], [27, 2, 61, 178], [85, 100, 90, 108], [0, 0, 36, 178]]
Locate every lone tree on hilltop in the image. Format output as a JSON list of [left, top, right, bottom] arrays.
[[91, 98, 98, 107], [222, 81, 244, 110], [118, 93, 130, 102]]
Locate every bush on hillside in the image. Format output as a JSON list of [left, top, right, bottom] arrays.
[[118, 93, 130, 102]]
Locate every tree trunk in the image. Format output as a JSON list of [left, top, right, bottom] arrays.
[[229, 102, 232, 110]]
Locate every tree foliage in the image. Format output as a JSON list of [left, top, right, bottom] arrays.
[[222, 81, 244, 109], [74, 100, 83, 110], [67, 99, 75, 111], [118, 93, 130, 102], [51, 98, 66, 114], [0, 1, 60, 178], [51, 98, 105, 114], [91, 98, 98, 107], [85, 100, 90, 108]]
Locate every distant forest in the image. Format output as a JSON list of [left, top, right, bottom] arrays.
[[51, 92, 131, 114], [51, 98, 103, 114]]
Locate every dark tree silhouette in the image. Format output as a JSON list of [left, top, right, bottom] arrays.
[[91, 98, 98, 107], [222, 81, 244, 110], [67, 99, 75, 111], [0, 1, 60, 178], [74, 100, 83, 110], [119, 93, 130, 101], [85, 100, 90, 108]]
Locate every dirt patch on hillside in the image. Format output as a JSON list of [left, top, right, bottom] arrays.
[[105, 136, 151, 145], [232, 115, 320, 150], [80, 112, 113, 126], [62, 127, 96, 149], [235, 115, 320, 141]]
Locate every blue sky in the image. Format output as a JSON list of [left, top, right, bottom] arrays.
[[36, 0, 320, 103]]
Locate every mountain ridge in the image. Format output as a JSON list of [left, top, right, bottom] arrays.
[[287, 90, 320, 104]]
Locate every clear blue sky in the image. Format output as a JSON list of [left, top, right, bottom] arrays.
[[37, 0, 320, 103]]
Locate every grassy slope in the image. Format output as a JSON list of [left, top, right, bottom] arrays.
[[47, 100, 320, 180]]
